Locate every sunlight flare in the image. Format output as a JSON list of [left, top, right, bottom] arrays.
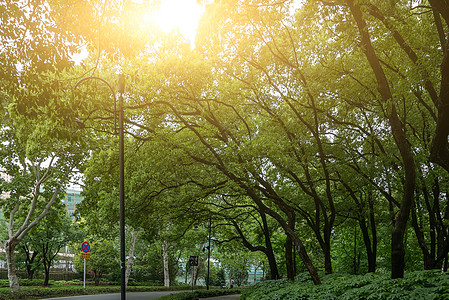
[[141, 0, 205, 43]]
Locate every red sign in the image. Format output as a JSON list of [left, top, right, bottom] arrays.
[[81, 241, 90, 253]]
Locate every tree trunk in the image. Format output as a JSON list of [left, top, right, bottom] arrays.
[[411, 201, 434, 269], [353, 225, 358, 274], [4, 180, 64, 292], [5, 241, 20, 292], [191, 265, 198, 286], [231, 212, 280, 280], [411, 179, 449, 270], [293, 237, 320, 284], [368, 190, 377, 272], [444, 254, 449, 272], [94, 270, 101, 286], [43, 264, 50, 286], [260, 211, 280, 280], [24, 247, 39, 280], [125, 229, 139, 288], [189, 252, 203, 287], [341, 178, 378, 273], [285, 213, 295, 280], [245, 190, 321, 284], [162, 239, 170, 287], [42, 242, 50, 286], [278, 217, 320, 283], [323, 240, 332, 275], [347, 0, 416, 279], [26, 264, 35, 281], [433, 184, 449, 269], [229, 269, 233, 288], [293, 242, 297, 276], [359, 218, 375, 272], [285, 235, 294, 280], [272, 209, 320, 283], [429, 0, 449, 172], [265, 248, 279, 280]]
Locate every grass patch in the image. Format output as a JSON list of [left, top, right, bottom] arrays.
[[241, 270, 449, 300]]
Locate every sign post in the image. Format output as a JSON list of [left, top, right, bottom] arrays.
[[81, 242, 91, 289], [189, 256, 198, 293], [83, 256, 86, 288]]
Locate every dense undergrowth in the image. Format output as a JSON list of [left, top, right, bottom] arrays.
[[241, 270, 449, 300]]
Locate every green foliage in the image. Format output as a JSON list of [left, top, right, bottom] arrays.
[[241, 271, 449, 300], [20, 0, 449, 290], [73, 239, 119, 285], [17, 208, 82, 284], [132, 240, 178, 284], [210, 268, 226, 287], [214, 238, 256, 285]]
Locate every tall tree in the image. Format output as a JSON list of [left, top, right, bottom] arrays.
[[72, 0, 449, 284], [428, 0, 449, 172], [0, 0, 92, 291], [33, 211, 80, 286], [0, 106, 87, 291]]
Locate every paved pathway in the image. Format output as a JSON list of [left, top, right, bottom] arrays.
[[201, 294, 241, 300], [39, 291, 241, 300], [38, 291, 187, 300]]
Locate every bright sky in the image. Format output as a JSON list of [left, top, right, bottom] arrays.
[[149, 0, 205, 42], [72, 0, 303, 63], [72, 0, 204, 63]]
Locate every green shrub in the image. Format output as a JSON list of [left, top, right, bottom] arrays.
[[127, 279, 163, 286], [210, 268, 226, 287], [158, 288, 242, 300], [0, 284, 193, 299]]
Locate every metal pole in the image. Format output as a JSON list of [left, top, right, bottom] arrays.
[[192, 266, 194, 293], [73, 75, 125, 297], [207, 217, 211, 290], [83, 258, 86, 289], [118, 74, 126, 300]]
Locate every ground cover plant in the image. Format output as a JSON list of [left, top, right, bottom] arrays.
[[240, 271, 449, 300]]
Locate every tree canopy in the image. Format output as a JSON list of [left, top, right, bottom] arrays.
[[2, 0, 449, 290]]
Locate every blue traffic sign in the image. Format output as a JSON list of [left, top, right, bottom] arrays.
[[81, 241, 90, 253]]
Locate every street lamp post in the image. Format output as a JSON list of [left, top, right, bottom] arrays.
[[73, 74, 126, 300], [118, 74, 126, 300], [206, 216, 211, 290]]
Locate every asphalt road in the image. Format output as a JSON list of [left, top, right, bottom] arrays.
[[201, 295, 241, 300], [38, 291, 188, 300]]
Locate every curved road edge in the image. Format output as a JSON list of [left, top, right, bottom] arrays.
[[38, 290, 189, 300]]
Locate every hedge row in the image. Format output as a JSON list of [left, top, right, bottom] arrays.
[[0, 285, 192, 300]]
